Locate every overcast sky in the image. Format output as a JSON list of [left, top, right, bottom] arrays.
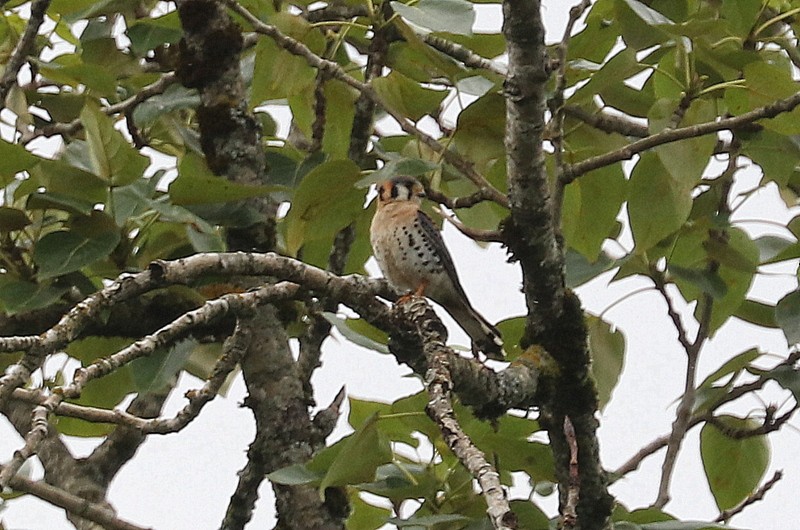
[[2, 2, 798, 529]]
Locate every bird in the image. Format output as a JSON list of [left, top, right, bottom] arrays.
[[369, 176, 504, 360]]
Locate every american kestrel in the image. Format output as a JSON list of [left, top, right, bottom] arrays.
[[370, 176, 504, 360]]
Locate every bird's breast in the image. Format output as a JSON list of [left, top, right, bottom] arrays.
[[371, 206, 448, 295]]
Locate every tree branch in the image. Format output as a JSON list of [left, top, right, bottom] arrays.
[[21, 73, 178, 144], [561, 91, 800, 183], [399, 296, 516, 529], [420, 33, 507, 77], [0, 283, 302, 488], [563, 105, 649, 138], [0, 464, 149, 530], [224, 0, 509, 208], [715, 470, 783, 523], [0, 0, 50, 108], [502, 1, 612, 527], [654, 150, 738, 508]]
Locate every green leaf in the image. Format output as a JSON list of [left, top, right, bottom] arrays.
[[37, 60, 118, 97], [775, 289, 800, 345], [359, 157, 438, 187], [565, 248, 617, 288], [132, 84, 200, 128], [700, 415, 769, 511], [641, 522, 745, 530], [390, 0, 475, 36], [27, 191, 95, 216], [267, 464, 323, 486], [250, 14, 324, 104], [372, 71, 447, 122], [284, 159, 364, 258], [573, 48, 642, 104], [317, 80, 357, 160], [129, 339, 196, 393], [731, 62, 800, 135], [734, 299, 778, 328], [587, 314, 626, 410], [0, 206, 31, 231], [739, 129, 800, 187], [651, 99, 716, 188], [697, 348, 760, 390], [58, 337, 137, 437], [28, 157, 109, 204], [754, 235, 796, 264], [386, 38, 462, 84], [0, 280, 69, 315], [0, 139, 39, 186], [346, 495, 391, 530], [628, 153, 692, 252], [444, 32, 505, 58], [318, 413, 393, 491], [388, 514, 470, 528], [81, 102, 149, 185], [170, 153, 278, 205], [620, 0, 674, 26], [765, 364, 800, 401], [358, 462, 439, 501], [33, 212, 121, 279], [454, 92, 505, 165], [721, 0, 762, 36], [323, 314, 390, 354], [509, 500, 549, 529], [495, 316, 525, 360], [562, 164, 627, 261], [126, 12, 183, 56]]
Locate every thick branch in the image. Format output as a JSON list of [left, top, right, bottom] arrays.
[[502, 2, 612, 528]]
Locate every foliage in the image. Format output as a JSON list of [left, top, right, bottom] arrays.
[[0, 0, 799, 528]]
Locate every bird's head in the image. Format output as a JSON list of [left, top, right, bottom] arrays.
[[376, 176, 426, 208]]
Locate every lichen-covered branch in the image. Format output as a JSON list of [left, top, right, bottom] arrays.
[[398, 297, 516, 529], [501, 1, 613, 527]]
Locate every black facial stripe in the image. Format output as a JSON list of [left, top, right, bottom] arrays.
[[390, 184, 400, 199]]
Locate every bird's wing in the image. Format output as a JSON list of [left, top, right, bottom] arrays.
[[416, 209, 470, 302]]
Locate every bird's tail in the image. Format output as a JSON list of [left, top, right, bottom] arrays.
[[447, 302, 504, 361]]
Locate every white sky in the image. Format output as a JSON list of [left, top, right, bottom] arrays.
[[2, 2, 799, 529]]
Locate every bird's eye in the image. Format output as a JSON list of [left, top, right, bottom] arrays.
[[390, 184, 400, 199]]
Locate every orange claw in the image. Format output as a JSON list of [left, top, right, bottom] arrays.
[[397, 281, 428, 304]]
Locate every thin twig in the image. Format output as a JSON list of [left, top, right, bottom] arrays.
[[20, 73, 178, 143], [426, 187, 502, 210], [562, 90, 800, 183], [0, 0, 50, 107], [715, 470, 783, 523], [0, 283, 301, 487], [552, 0, 592, 220], [420, 34, 507, 76], [562, 416, 580, 529], [225, 0, 509, 208], [653, 151, 739, 508], [563, 105, 649, 138], [0, 335, 40, 352], [0, 464, 150, 530], [433, 206, 503, 243]]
